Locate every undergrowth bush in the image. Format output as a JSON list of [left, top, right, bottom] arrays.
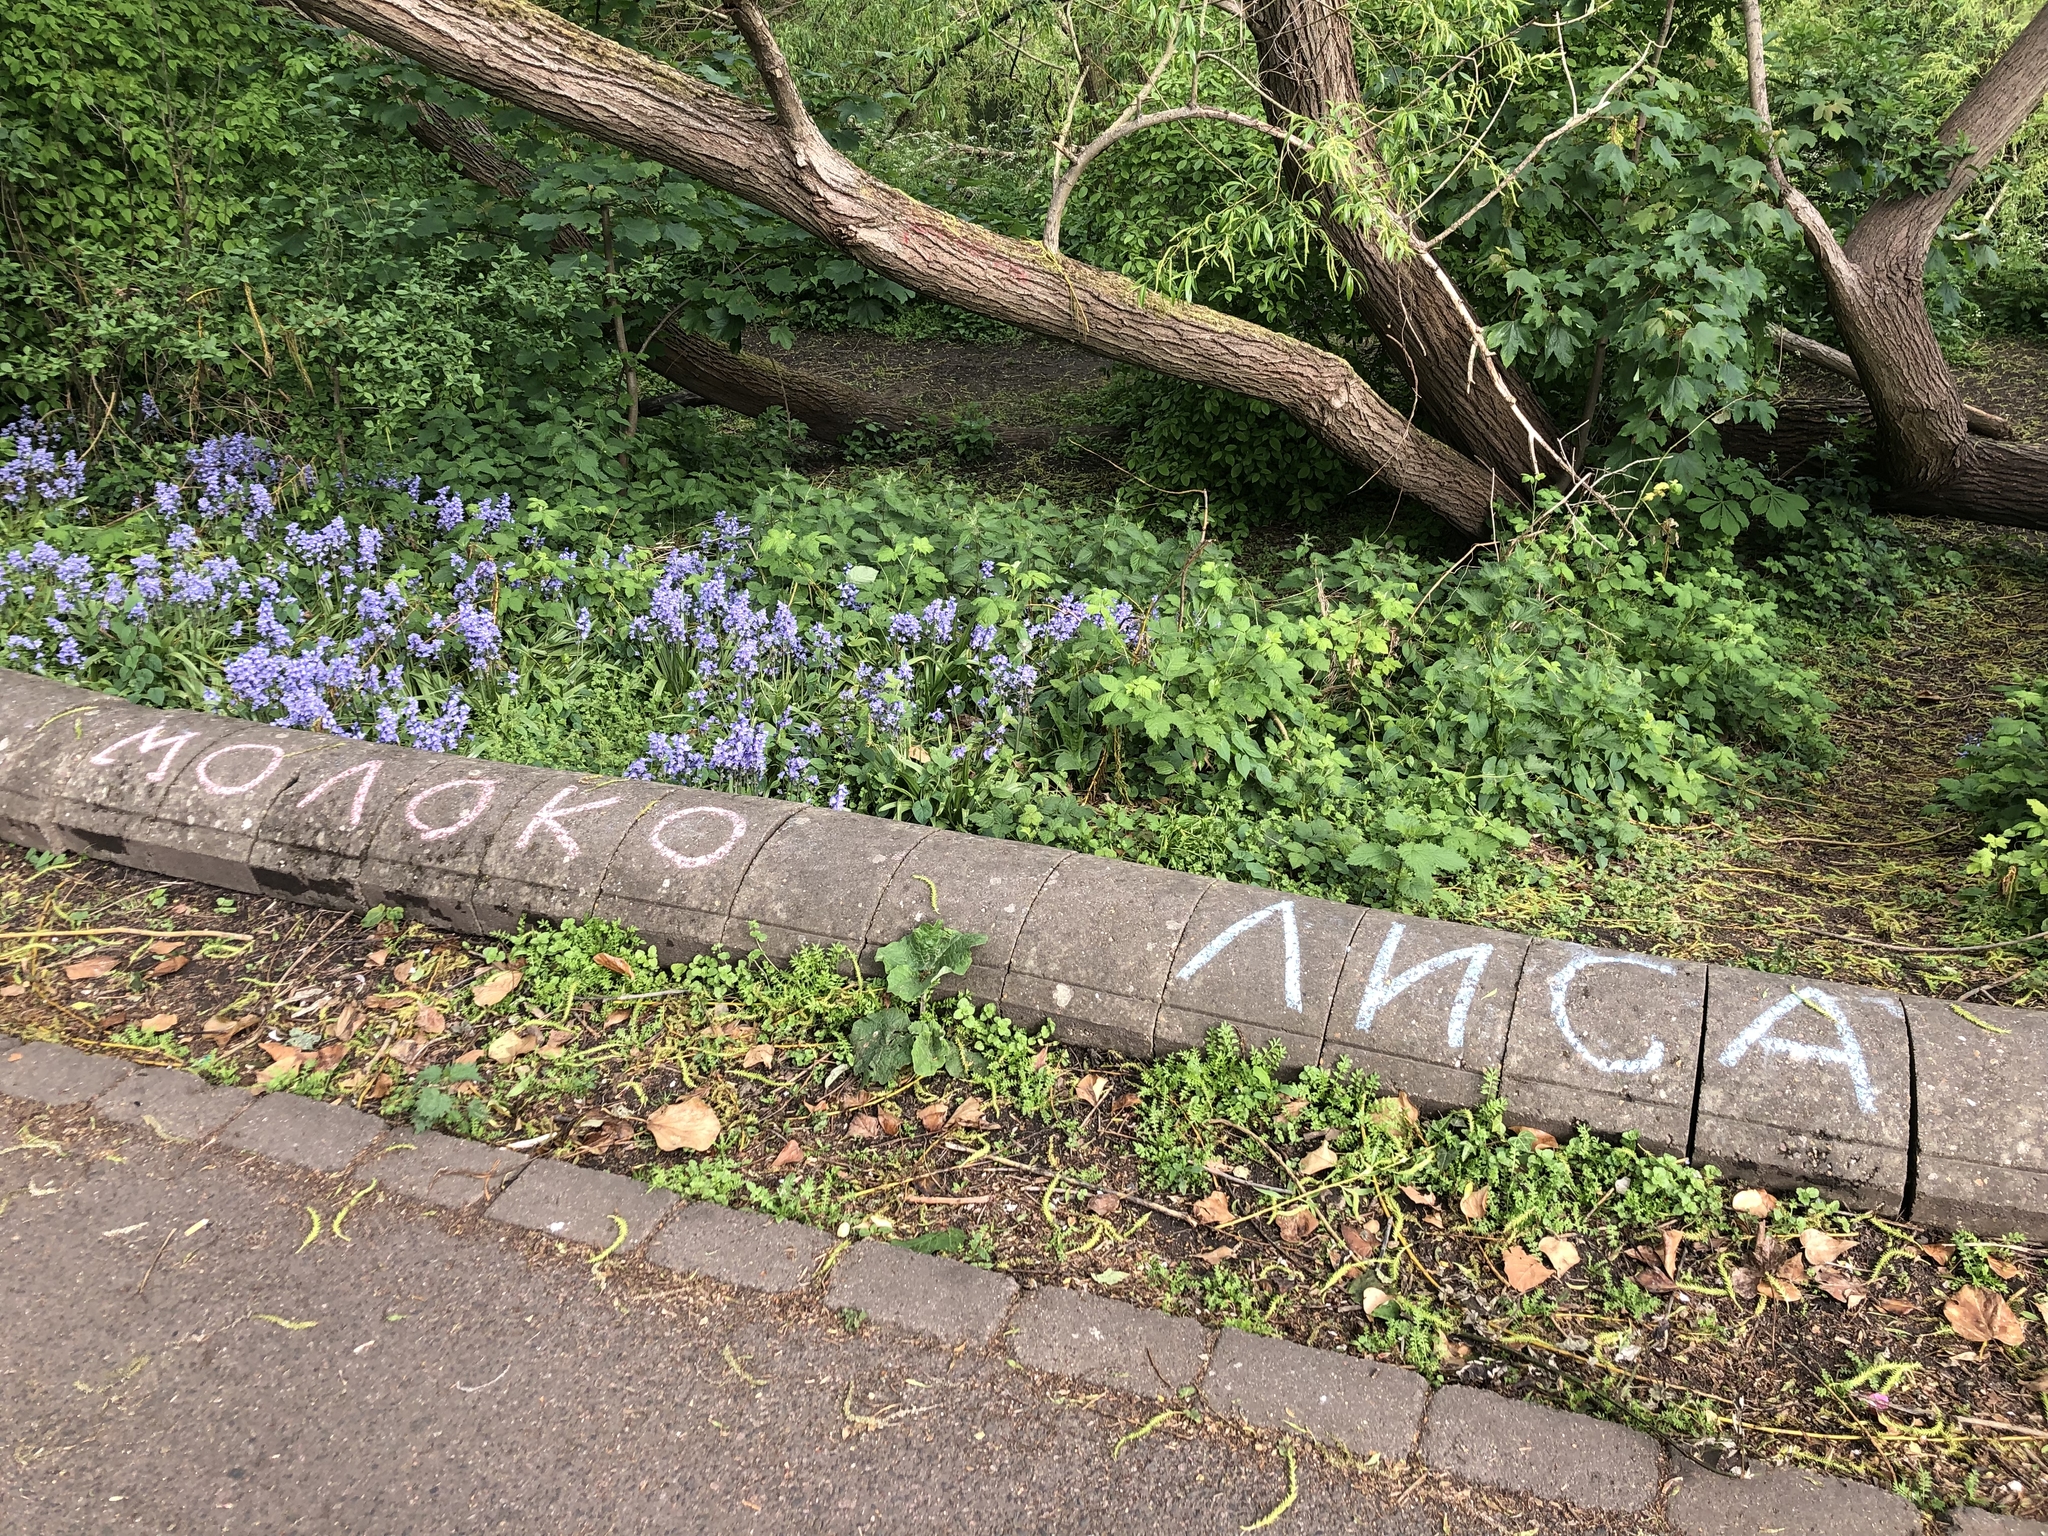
[[1944, 680, 2048, 919]]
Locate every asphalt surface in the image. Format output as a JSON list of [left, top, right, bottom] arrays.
[[0, 1100, 1635, 1535]]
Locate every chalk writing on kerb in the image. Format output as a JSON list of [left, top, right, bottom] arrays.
[[405, 778, 499, 843], [1353, 921, 1494, 1047], [296, 759, 386, 829], [1548, 950, 1672, 1074], [515, 784, 624, 859], [194, 740, 286, 797], [1175, 899, 1303, 1012], [89, 723, 200, 783], [649, 805, 747, 870], [1718, 987, 1880, 1114]]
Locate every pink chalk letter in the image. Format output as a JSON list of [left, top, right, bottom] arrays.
[[515, 784, 624, 859], [194, 740, 286, 797], [89, 724, 200, 784], [296, 759, 386, 830], [648, 805, 747, 870], [405, 778, 499, 843]]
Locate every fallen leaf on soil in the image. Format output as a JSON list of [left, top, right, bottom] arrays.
[[1086, 1191, 1121, 1216], [337, 1070, 393, 1100], [1988, 1255, 2023, 1280], [1729, 1266, 1760, 1300], [915, 1101, 949, 1132], [1359, 1286, 1392, 1316], [741, 1043, 774, 1069], [1539, 1235, 1581, 1276], [946, 1098, 986, 1128], [1816, 1266, 1869, 1307], [487, 1026, 543, 1063], [254, 1058, 301, 1089], [1761, 1255, 1807, 1302], [259, 1041, 307, 1065], [1635, 1267, 1678, 1295], [1503, 1246, 1551, 1292], [148, 954, 188, 978], [1663, 1229, 1683, 1278], [1947, 1285, 2027, 1346], [603, 1008, 628, 1027], [1397, 1091, 1420, 1127], [472, 971, 521, 1008], [647, 1099, 720, 1153], [1459, 1186, 1490, 1221], [364, 996, 406, 1012], [1278, 1097, 1307, 1121], [1876, 1297, 1915, 1316], [1627, 1243, 1665, 1269], [847, 1113, 882, 1140], [203, 1013, 257, 1037], [366, 949, 387, 968], [536, 1028, 575, 1059], [592, 952, 634, 979], [1755, 1228, 1781, 1265], [1510, 1125, 1560, 1150], [1090, 1270, 1128, 1286], [65, 956, 118, 981], [1195, 1244, 1238, 1265], [1340, 1223, 1379, 1261], [414, 1004, 447, 1036], [452, 1049, 484, 1065], [878, 1108, 902, 1136], [385, 1037, 429, 1066], [1421, 1212, 1444, 1228], [1919, 1243, 1953, 1266], [1274, 1207, 1319, 1242], [1731, 1188, 1777, 1218], [1400, 1185, 1437, 1208], [771, 1139, 804, 1170], [1112, 1091, 1140, 1111], [314, 1042, 347, 1072], [145, 940, 182, 956], [1075, 1073, 1108, 1106], [1800, 1230, 1856, 1267], [392, 961, 413, 984], [1298, 1144, 1340, 1178], [136, 1012, 177, 1033], [573, 1116, 638, 1156], [1191, 1191, 1231, 1226], [333, 1004, 363, 1042]]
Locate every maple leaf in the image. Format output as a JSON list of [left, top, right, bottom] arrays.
[[1502, 1245, 1551, 1293]]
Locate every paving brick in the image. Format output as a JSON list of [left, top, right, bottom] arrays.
[[0, 1040, 134, 1105], [1201, 1330, 1427, 1459], [723, 809, 932, 965], [471, 774, 671, 937], [865, 830, 1067, 1005], [1951, 1510, 2048, 1536], [1697, 968, 1912, 1212], [358, 761, 558, 934], [1907, 995, 2048, 1239], [1323, 913, 1529, 1111], [1418, 1384, 1660, 1512], [645, 1202, 834, 1294], [1500, 940, 1706, 1153], [1005, 854, 1213, 1058], [826, 1240, 1017, 1347], [95, 1066, 248, 1141], [248, 738, 448, 911], [482, 1158, 676, 1252], [1008, 1285, 1207, 1398], [362, 1131, 528, 1211], [1157, 883, 1365, 1072], [217, 1092, 385, 1173], [1665, 1455, 1919, 1536], [595, 788, 799, 966]]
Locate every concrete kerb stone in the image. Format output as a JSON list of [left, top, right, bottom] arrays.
[[217, 1092, 386, 1174], [360, 1130, 529, 1211], [482, 1157, 676, 1253], [0, 672, 120, 849], [1501, 940, 1706, 1154], [1665, 1454, 1920, 1536], [94, 1066, 250, 1142], [1201, 1330, 1428, 1460], [595, 788, 801, 967], [1157, 882, 1364, 1072], [358, 760, 560, 935], [1951, 1510, 2048, 1536], [722, 808, 933, 966], [1324, 912, 1529, 1112], [471, 773, 671, 938], [1698, 967, 1913, 1213], [645, 1202, 835, 1295], [1417, 1384, 1662, 1513], [826, 1239, 1018, 1347], [1005, 854, 1214, 1058], [247, 736, 450, 911], [1007, 1284, 1208, 1398], [0, 1040, 135, 1106], [119, 719, 321, 894], [1906, 995, 2048, 1238], [865, 830, 1068, 1004], [34, 701, 230, 870]]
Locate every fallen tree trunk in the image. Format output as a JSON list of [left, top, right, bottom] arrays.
[[296, 0, 1506, 535], [1768, 326, 2013, 440]]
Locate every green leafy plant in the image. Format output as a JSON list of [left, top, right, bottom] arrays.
[[848, 918, 988, 1086], [406, 1062, 491, 1137]]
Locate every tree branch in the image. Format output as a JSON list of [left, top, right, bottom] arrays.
[[1769, 324, 2013, 439], [1742, 0, 1859, 294]]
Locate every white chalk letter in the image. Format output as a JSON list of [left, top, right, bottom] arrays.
[[1175, 900, 1303, 1013], [296, 759, 386, 829], [1547, 951, 1672, 1075], [404, 777, 499, 843], [649, 805, 747, 870], [89, 723, 200, 783], [194, 740, 286, 796], [1352, 922, 1495, 1047], [515, 784, 624, 859], [1718, 988, 1878, 1115]]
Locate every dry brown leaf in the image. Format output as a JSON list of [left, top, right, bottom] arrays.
[[846, 1113, 882, 1141], [332, 1004, 363, 1043], [202, 1013, 257, 1037], [364, 995, 406, 1012], [741, 1042, 775, 1069], [145, 940, 182, 956], [385, 1037, 429, 1066], [254, 1059, 300, 1089], [1815, 1266, 1868, 1308], [1399, 1185, 1438, 1208], [452, 1048, 484, 1065], [1731, 1188, 1778, 1218], [65, 955, 118, 981], [1340, 1223, 1379, 1261], [592, 952, 634, 979], [1358, 1286, 1391, 1317], [1075, 1073, 1108, 1106], [1663, 1229, 1683, 1278], [1278, 1097, 1308, 1121], [365, 949, 388, 968], [1539, 1235, 1581, 1276], [1635, 1267, 1678, 1295], [1761, 1272, 1804, 1303], [337, 1069, 393, 1100], [1274, 1207, 1319, 1243], [877, 1108, 902, 1137], [1298, 1144, 1340, 1178], [947, 1097, 986, 1128], [259, 1041, 307, 1065], [1195, 1244, 1238, 1265], [1729, 1265, 1760, 1300], [471, 970, 521, 1008], [1919, 1243, 1954, 1266], [1502, 1245, 1551, 1293], [647, 1099, 719, 1153], [1086, 1191, 1121, 1216], [392, 961, 414, 985], [1396, 1090, 1420, 1127], [137, 1012, 178, 1033], [1191, 1190, 1231, 1226], [414, 1004, 447, 1037], [0, 984, 23, 999], [1459, 1186, 1490, 1221], [1988, 1255, 2023, 1281], [1204, 1156, 1232, 1177], [1774, 1253, 1808, 1286], [1876, 1297, 1915, 1316], [314, 1042, 347, 1072], [771, 1139, 804, 1170], [915, 1101, 949, 1132], [1800, 1230, 1856, 1268], [149, 955, 188, 978], [1946, 1285, 2026, 1346], [486, 1026, 543, 1064], [1510, 1125, 1560, 1150]]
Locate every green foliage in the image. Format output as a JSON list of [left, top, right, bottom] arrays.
[[875, 919, 987, 1003], [404, 1062, 491, 1137], [1943, 682, 2048, 917], [504, 917, 663, 1013]]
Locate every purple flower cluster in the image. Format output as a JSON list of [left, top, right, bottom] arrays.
[[1, 415, 86, 508]]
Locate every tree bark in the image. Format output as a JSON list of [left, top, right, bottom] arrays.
[[404, 100, 916, 442], [1240, 0, 1569, 491], [295, 0, 1505, 535]]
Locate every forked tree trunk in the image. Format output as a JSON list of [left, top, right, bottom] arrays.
[[299, 0, 1506, 535]]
